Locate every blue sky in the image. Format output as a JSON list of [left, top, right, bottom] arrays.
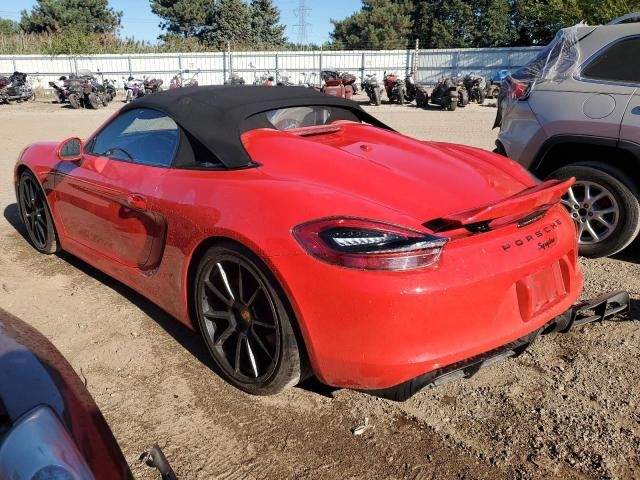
[[0, 0, 362, 44]]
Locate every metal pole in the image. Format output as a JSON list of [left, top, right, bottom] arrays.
[[228, 41, 232, 76], [318, 47, 322, 85], [413, 38, 419, 76], [127, 55, 132, 78], [360, 52, 366, 84], [275, 53, 279, 83], [223, 50, 227, 83]]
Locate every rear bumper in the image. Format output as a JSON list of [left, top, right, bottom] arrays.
[[367, 291, 630, 401], [276, 206, 583, 391]]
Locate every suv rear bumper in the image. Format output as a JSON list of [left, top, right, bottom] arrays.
[[497, 100, 544, 169]]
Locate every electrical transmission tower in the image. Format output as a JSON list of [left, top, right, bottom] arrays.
[[293, 0, 311, 45]]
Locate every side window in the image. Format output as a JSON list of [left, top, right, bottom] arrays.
[[88, 108, 179, 167], [581, 37, 640, 84]]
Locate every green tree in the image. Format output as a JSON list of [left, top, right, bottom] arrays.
[[0, 18, 19, 34], [472, 0, 515, 47], [413, 0, 476, 48], [330, 0, 414, 49], [19, 0, 122, 34], [202, 0, 252, 48], [150, 0, 212, 39], [250, 0, 286, 47], [579, 0, 640, 25], [512, 0, 582, 45]]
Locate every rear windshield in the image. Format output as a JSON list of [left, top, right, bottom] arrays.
[[264, 105, 360, 131]]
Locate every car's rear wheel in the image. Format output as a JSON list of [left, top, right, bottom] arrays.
[[549, 163, 640, 257], [194, 243, 304, 395], [17, 171, 59, 254]]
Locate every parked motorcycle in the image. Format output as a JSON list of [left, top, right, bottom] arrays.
[[0, 71, 35, 103], [80, 76, 111, 109], [321, 70, 358, 95], [102, 78, 117, 103], [225, 73, 246, 85], [123, 76, 145, 103], [144, 77, 163, 95], [65, 74, 86, 109], [485, 69, 511, 99], [404, 73, 418, 103], [321, 70, 355, 99], [170, 69, 200, 89], [383, 72, 406, 104], [276, 72, 296, 87], [299, 72, 321, 90], [452, 75, 469, 108], [362, 74, 383, 106], [49, 76, 69, 103], [429, 77, 459, 111], [463, 73, 487, 104]]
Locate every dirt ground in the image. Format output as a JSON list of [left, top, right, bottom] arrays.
[[1, 95, 639, 480]]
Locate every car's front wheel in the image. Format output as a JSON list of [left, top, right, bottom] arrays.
[[549, 163, 640, 257], [17, 171, 59, 254], [194, 243, 305, 395]]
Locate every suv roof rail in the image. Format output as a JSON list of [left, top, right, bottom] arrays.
[[607, 12, 640, 25]]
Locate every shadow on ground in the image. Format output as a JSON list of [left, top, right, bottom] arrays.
[[3, 202, 335, 398], [612, 240, 640, 265]]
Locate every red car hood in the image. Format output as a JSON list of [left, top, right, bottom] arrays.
[[242, 123, 533, 222]]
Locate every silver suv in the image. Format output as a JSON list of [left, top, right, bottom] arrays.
[[496, 20, 640, 257]]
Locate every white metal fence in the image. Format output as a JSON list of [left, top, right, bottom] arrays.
[[0, 47, 543, 89]]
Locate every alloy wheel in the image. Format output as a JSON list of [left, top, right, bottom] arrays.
[[198, 257, 280, 384], [561, 180, 619, 244], [19, 176, 49, 250]]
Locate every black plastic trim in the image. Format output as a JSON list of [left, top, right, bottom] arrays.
[[531, 135, 625, 174]]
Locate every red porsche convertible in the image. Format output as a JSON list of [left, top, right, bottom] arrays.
[[14, 86, 628, 400]]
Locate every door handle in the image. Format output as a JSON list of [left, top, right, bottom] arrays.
[[126, 193, 147, 210]]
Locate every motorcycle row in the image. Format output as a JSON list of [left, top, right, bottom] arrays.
[[4, 67, 511, 111], [361, 70, 508, 111], [45, 68, 201, 109]]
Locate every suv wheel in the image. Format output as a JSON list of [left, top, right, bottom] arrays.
[[548, 163, 640, 257]]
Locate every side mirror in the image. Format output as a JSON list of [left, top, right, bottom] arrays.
[[56, 137, 83, 162]]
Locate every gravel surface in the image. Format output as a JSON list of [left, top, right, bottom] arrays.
[[1, 96, 639, 479]]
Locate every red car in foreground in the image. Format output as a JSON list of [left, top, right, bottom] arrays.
[[14, 86, 628, 400]]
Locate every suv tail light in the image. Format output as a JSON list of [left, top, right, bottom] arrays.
[[293, 217, 447, 271]]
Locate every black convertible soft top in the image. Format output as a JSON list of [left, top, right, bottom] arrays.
[[121, 85, 392, 169]]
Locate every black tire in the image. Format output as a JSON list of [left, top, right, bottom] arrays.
[[446, 98, 457, 111], [374, 88, 381, 106], [458, 90, 468, 107], [548, 163, 640, 257], [398, 89, 405, 105], [194, 242, 305, 395], [68, 93, 81, 109], [477, 89, 485, 104], [17, 170, 59, 254], [87, 93, 100, 109]]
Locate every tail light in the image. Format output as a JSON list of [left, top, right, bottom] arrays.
[[292, 217, 447, 271], [506, 78, 531, 100]]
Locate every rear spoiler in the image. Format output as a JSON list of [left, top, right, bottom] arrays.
[[425, 178, 574, 233]]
